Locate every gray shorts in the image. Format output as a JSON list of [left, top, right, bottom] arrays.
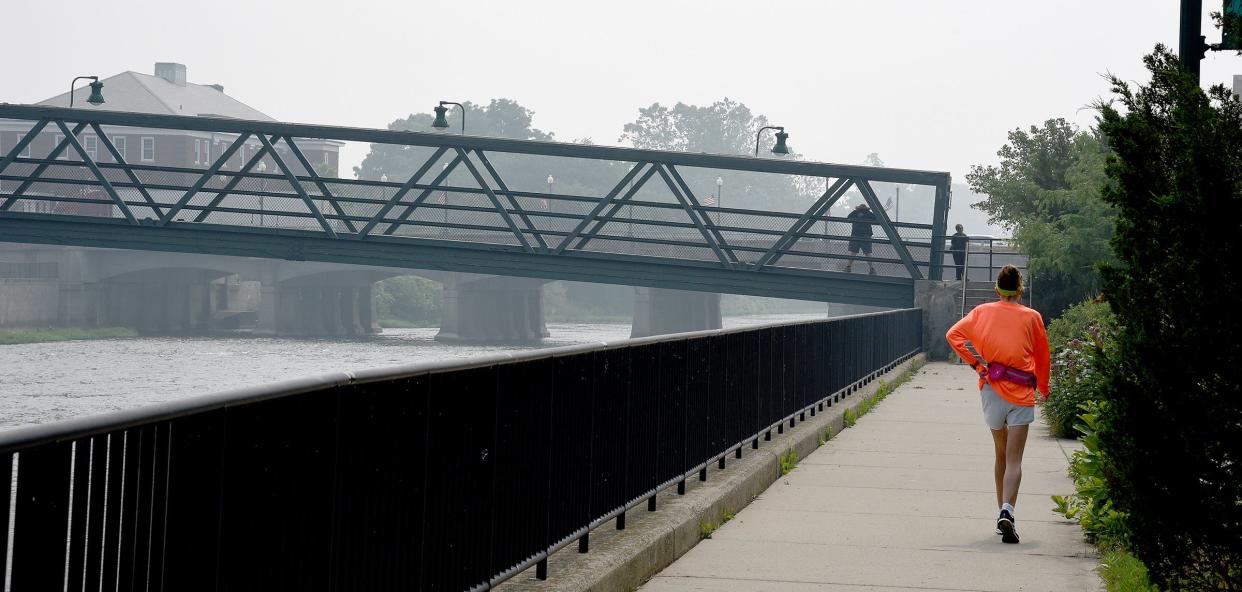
[[980, 384, 1035, 430]]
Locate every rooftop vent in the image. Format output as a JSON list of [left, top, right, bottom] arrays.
[[208, 84, 224, 92], [154, 62, 187, 86]]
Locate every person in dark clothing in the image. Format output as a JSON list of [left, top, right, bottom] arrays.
[[843, 203, 878, 274], [950, 224, 969, 280]]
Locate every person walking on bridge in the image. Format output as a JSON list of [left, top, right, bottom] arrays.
[[843, 203, 878, 274], [945, 265, 1049, 544]]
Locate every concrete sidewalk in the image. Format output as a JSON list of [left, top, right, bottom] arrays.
[[640, 362, 1099, 592]]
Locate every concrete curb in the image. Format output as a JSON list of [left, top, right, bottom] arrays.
[[496, 353, 927, 592]]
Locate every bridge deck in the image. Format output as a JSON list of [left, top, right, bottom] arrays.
[[0, 105, 952, 307], [641, 363, 1097, 591]]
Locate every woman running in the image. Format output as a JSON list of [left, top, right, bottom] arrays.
[[946, 265, 1049, 544]]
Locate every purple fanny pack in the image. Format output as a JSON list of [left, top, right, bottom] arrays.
[[986, 361, 1037, 387]]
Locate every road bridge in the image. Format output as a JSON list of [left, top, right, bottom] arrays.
[[0, 104, 952, 311]]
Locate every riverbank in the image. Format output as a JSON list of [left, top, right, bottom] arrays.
[[0, 326, 137, 345]]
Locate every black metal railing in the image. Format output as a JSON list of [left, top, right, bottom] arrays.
[[0, 309, 921, 591]]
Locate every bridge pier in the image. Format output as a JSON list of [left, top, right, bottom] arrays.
[[437, 275, 548, 343], [630, 288, 722, 338], [264, 282, 379, 337], [100, 269, 220, 334]]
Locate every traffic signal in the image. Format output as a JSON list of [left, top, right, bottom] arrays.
[[1225, 0, 1242, 50]]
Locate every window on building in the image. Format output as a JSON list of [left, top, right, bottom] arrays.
[[113, 136, 126, 161], [141, 137, 155, 162], [19, 136, 31, 158], [55, 135, 69, 160], [203, 139, 210, 163], [83, 135, 98, 161], [195, 139, 201, 164]]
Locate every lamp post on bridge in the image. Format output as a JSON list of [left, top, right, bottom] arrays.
[[432, 101, 466, 134], [258, 161, 268, 227], [69, 76, 105, 108], [716, 176, 724, 226], [754, 126, 790, 157]]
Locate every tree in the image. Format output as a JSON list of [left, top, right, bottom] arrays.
[[621, 98, 772, 155], [1095, 45, 1242, 590], [354, 98, 554, 182], [967, 119, 1116, 319], [620, 98, 819, 213]]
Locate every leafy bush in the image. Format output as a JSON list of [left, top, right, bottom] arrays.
[[1094, 46, 1242, 590], [1043, 300, 1114, 438], [1052, 401, 1130, 546]]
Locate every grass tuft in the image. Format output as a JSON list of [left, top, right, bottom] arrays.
[[779, 448, 799, 475], [698, 520, 717, 539], [1099, 548, 1159, 592]]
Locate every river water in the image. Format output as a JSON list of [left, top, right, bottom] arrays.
[[0, 314, 823, 432]]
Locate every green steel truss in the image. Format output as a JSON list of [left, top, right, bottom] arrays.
[[0, 105, 951, 307]]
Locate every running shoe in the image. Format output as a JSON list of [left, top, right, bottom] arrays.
[[997, 509, 1019, 544]]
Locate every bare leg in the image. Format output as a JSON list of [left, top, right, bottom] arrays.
[[1003, 424, 1030, 506], [990, 427, 1008, 509]]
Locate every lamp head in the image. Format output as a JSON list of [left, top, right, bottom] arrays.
[[86, 79, 105, 105], [257, 161, 268, 173], [380, 173, 388, 182], [716, 176, 724, 187], [432, 105, 450, 129], [771, 128, 790, 155], [546, 174, 555, 184]]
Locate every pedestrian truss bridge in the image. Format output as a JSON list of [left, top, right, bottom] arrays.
[[0, 104, 951, 308]]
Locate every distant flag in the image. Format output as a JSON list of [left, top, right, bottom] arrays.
[[703, 194, 717, 206]]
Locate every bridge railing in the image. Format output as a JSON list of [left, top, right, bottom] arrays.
[[0, 309, 921, 591], [0, 105, 952, 294]]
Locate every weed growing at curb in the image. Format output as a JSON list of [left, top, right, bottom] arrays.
[[722, 507, 735, 523], [843, 408, 857, 428], [698, 520, 717, 539], [779, 448, 799, 475], [825, 426, 833, 441]]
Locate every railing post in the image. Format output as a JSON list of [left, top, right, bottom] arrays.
[[929, 179, 951, 280]]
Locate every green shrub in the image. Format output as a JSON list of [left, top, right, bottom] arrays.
[[1043, 300, 1115, 438], [843, 408, 857, 428], [1052, 401, 1130, 547], [1094, 46, 1242, 590]]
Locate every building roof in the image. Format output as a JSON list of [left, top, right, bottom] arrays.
[[38, 69, 275, 121]]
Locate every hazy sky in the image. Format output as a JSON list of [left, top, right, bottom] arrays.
[[2, 0, 1239, 183]]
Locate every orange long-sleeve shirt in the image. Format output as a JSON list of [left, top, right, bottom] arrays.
[[946, 301, 1050, 406]]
